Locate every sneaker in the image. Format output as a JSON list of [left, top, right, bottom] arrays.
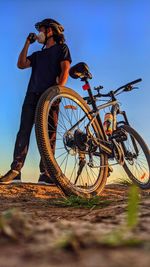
[[12, 173, 21, 184], [0, 170, 21, 184], [38, 172, 55, 185]]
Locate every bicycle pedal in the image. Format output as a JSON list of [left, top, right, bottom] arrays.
[[87, 162, 94, 168]]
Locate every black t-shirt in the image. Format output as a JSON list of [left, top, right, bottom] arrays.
[[27, 43, 72, 93]]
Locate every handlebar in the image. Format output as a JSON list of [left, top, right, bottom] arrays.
[[83, 78, 142, 104], [114, 78, 142, 94], [95, 78, 142, 98]]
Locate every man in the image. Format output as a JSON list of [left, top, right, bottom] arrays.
[[0, 18, 72, 184]]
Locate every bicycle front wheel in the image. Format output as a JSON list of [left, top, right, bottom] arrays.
[[35, 85, 108, 198], [120, 125, 150, 189]]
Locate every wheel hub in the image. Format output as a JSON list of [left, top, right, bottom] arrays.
[[125, 151, 136, 165], [63, 131, 77, 155], [63, 129, 88, 152], [74, 129, 87, 151]]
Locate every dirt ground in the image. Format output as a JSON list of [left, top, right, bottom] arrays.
[[0, 183, 150, 267]]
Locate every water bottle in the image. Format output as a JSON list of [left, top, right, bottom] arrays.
[[103, 113, 113, 135]]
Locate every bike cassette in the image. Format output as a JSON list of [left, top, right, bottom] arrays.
[[74, 129, 87, 151]]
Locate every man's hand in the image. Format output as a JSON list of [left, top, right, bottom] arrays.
[[27, 33, 37, 44]]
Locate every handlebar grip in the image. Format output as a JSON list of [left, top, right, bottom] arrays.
[[128, 78, 142, 86]]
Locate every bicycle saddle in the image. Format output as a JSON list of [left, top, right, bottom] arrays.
[[69, 62, 92, 79]]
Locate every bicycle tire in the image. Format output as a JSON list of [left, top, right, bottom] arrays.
[[120, 124, 150, 189], [35, 85, 108, 198]]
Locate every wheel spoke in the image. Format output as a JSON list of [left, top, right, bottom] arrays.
[[38, 92, 106, 195], [123, 126, 150, 184]]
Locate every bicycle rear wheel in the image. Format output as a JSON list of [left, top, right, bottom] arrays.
[[35, 85, 108, 198], [120, 125, 150, 189]]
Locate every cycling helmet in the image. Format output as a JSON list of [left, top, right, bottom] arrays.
[[35, 18, 64, 34]]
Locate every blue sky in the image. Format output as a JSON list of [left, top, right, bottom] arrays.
[[0, 0, 149, 182]]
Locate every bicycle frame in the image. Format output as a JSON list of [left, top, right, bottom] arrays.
[[67, 78, 139, 159]]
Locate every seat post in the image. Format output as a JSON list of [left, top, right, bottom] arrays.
[[82, 78, 97, 112]]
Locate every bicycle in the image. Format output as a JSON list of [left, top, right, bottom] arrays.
[[35, 62, 150, 198]]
